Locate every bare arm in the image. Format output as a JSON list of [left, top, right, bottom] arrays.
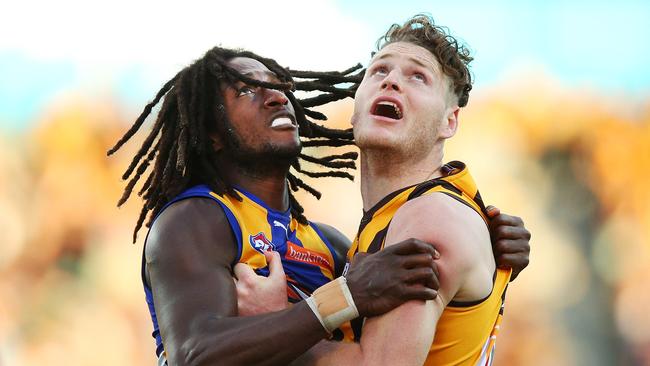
[[313, 223, 442, 314], [305, 193, 494, 366]]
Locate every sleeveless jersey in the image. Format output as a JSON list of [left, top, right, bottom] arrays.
[[141, 185, 343, 361], [341, 161, 510, 366]]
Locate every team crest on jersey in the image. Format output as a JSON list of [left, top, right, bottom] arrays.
[[249, 232, 275, 253]]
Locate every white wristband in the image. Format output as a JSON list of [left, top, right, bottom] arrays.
[[306, 277, 359, 333]]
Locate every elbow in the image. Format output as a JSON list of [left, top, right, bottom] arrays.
[[166, 346, 205, 366], [169, 336, 273, 366], [167, 338, 231, 366]]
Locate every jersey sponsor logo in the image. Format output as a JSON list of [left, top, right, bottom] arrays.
[[286, 241, 331, 270], [249, 232, 275, 253]]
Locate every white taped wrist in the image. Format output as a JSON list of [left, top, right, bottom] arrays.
[[306, 277, 359, 333]]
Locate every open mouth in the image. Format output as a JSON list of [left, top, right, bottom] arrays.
[[270, 113, 297, 129], [271, 117, 294, 128], [372, 100, 403, 120]]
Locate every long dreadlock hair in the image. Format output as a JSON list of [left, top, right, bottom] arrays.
[[108, 46, 364, 243]]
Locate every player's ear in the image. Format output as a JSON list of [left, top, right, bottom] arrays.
[[208, 128, 225, 152], [440, 106, 459, 139]]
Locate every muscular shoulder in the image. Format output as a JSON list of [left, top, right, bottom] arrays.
[[145, 197, 237, 274], [389, 193, 485, 252], [386, 192, 494, 304]]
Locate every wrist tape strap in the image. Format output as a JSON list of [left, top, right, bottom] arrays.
[[305, 276, 359, 333]]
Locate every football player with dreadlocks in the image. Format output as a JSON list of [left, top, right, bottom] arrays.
[[109, 46, 443, 366], [109, 45, 530, 365]]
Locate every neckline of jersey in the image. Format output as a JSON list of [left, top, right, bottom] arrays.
[[233, 184, 292, 217]]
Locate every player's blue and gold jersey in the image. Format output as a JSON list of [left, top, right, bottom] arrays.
[[141, 185, 343, 360], [341, 161, 510, 366]]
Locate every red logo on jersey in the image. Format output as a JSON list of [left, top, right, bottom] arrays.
[[286, 241, 332, 271], [249, 232, 275, 253]]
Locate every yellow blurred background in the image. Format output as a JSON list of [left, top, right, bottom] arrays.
[[1, 1, 649, 365]]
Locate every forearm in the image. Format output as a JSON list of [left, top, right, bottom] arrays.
[[290, 340, 362, 366], [294, 339, 421, 366], [166, 301, 328, 366], [293, 301, 438, 366]]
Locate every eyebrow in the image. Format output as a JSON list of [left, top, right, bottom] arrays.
[[373, 52, 436, 73], [241, 70, 279, 81]]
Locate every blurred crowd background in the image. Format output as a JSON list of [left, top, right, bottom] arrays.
[[1, 1, 649, 365]]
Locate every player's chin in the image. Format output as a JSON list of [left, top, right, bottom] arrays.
[[355, 132, 398, 151], [266, 141, 302, 160]]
